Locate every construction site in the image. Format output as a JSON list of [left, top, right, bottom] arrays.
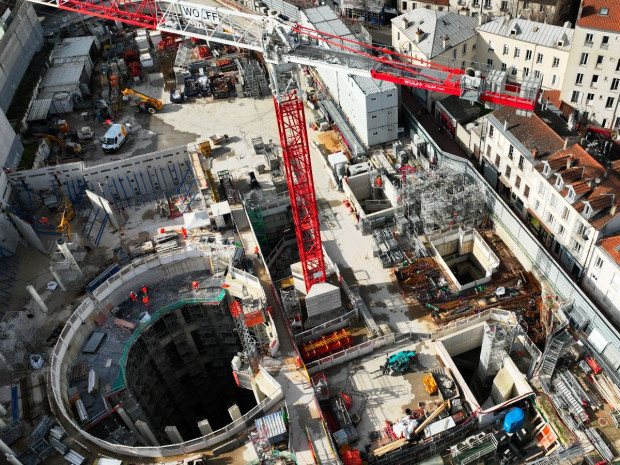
[[0, 0, 619, 464]]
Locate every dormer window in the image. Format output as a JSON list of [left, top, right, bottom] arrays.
[[542, 163, 551, 177], [555, 175, 564, 190], [567, 187, 576, 203], [584, 203, 593, 217]]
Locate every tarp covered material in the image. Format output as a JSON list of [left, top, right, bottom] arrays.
[[27, 98, 52, 121], [211, 201, 231, 218], [392, 415, 417, 439], [183, 210, 211, 230], [588, 328, 609, 353]]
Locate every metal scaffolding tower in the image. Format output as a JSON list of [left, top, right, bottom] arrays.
[[0, 312, 39, 371], [230, 300, 257, 360], [397, 166, 486, 238], [477, 323, 507, 382], [49, 234, 86, 291]]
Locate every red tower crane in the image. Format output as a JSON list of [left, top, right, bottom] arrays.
[[27, 0, 542, 292]]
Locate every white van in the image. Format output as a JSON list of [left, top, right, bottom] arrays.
[[101, 124, 129, 153]]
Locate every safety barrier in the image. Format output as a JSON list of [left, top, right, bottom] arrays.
[[293, 309, 358, 344]]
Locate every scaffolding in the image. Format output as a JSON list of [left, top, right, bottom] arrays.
[[245, 199, 268, 251], [238, 58, 270, 98], [0, 311, 39, 371], [397, 166, 486, 238], [477, 323, 507, 382]]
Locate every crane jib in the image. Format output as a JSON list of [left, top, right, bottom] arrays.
[[178, 2, 221, 24]]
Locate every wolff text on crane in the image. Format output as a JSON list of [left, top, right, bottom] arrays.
[[178, 2, 221, 24]]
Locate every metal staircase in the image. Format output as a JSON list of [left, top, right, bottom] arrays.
[[538, 330, 572, 378]]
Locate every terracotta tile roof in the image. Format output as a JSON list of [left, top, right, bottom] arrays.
[[599, 235, 620, 266], [557, 166, 585, 183], [547, 155, 571, 171], [574, 202, 586, 212], [424, 0, 450, 5], [490, 106, 566, 159], [571, 181, 592, 195], [577, 0, 620, 32], [587, 194, 615, 211], [544, 90, 563, 109]]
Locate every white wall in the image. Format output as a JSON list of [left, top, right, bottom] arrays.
[[0, 107, 22, 169], [582, 245, 620, 322]]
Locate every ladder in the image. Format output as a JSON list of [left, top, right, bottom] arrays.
[[539, 330, 572, 378], [555, 378, 588, 423]]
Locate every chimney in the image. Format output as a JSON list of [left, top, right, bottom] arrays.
[[611, 203, 618, 216], [563, 138, 569, 149], [604, 167, 610, 178], [504, 120, 508, 130], [577, 0, 584, 19], [415, 29, 424, 43], [402, 17, 409, 29], [478, 13, 486, 26], [532, 148, 538, 158], [443, 36, 450, 50], [566, 155, 573, 169]]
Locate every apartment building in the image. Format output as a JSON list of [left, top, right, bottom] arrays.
[[475, 15, 573, 91], [559, 0, 620, 129], [391, 10, 478, 109], [583, 234, 620, 323]]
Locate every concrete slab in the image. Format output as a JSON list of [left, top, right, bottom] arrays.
[[321, 339, 444, 452]]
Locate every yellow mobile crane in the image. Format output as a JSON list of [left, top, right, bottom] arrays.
[[121, 88, 163, 114]]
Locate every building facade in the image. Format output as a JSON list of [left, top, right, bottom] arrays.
[[391, 10, 478, 110], [475, 15, 573, 91], [582, 235, 620, 322], [559, 0, 620, 129]]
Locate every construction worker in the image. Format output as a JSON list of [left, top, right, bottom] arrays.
[[192, 281, 199, 292], [254, 245, 260, 259], [181, 227, 187, 239], [129, 291, 138, 301], [141, 285, 148, 297], [142, 295, 151, 306]]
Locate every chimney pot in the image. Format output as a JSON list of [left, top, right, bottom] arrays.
[[504, 120, 508, 130], [563, 138, 569, 149], [443, 36, 450, 49], [566, 155, 573, 169], [402, 18, 409, 28], [532, 148, 538, 158]]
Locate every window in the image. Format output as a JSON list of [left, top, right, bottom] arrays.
[[562, 206, 570, 220], [572, 240, 583, 254], [585, 33, 594, 45], [558, 224, 565, 236], [508, 145, 514, 159], [534, 70, 541, 78], [595, 256, 604, 269], [535, 200, 541, 211], [612, 78, 620, 91], [488, 41, 495, 52], [571, 90, 581, 103], [484, 0, 491, 8], [486, 145, 492, 157], [461, 61, 465, 70], [505, 166, 512, 178], [503, 45, 509, 55], [515, 175, 521, 188], [489, 126, 495, 138], [616, 117, 620, 129], [538, 180, 547, 195], [536, 53, 543, 63], [600, 7, 609, 15], [546, 212, 556, 226], [523, 67, 529, 77], [580, 52, 589, 65], [402, 0, 407, 8], [596, 55, 604, 67], [511, 66, 518, 76], [487, 58, 494, 67], [617, 60, 620, 72], [551, 75, 558, 86], [452, 49, 457, 59], [576, 73, 584, 85], [524, 185, 530, 198], [552, 57, 560, 67], [602, 35, 610, 48], [575, 222, 585, 235], [501, 63, 507, 71], [514, 47, 521, 58], [495, 154, 500, 167], [438, 6, 444, 10], [525, 50, 532, 60], [501, 0, 508, 9], [550, 195, 558, 210], [606, 97, 615, 108], [518, 154, 524, 170], [591, 74, 599, 87], [462, 43, 467, 55], [587, 93, 595, 104], [523, 1, 529, 7]]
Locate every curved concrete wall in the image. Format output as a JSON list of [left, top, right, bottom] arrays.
[[49, 248, 283, 458]]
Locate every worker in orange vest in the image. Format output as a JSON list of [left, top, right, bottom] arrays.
[[192, 281, 199, 292], [254, 245, 260, 259], [181, 227, 187, 239], [141, 285, 148, 296], [129, 291, 138, 301], [142, 295, 151, 306]]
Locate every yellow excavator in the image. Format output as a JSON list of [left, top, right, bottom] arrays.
[[35, 134, 82, 156], [56, 201, 74, 236], [121, 88, 163, 114]]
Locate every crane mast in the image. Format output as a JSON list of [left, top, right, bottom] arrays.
[[27, 0, 543, 292]]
